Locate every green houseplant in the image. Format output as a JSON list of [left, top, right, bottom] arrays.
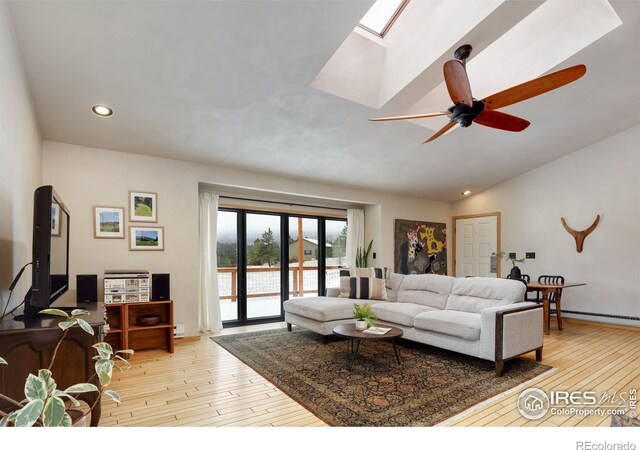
[[355, 240, 374, 268], [0, 308, 133, 427], [492, 251, 526, 279], [353, 303, 377, 330]]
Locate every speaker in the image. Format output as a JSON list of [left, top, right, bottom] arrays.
[[76, 274, 98, 303], [152, 273, 171, 300]]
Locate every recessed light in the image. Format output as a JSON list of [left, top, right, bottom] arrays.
[[462, 190, 471, 196], [91, 105, 113, 117]]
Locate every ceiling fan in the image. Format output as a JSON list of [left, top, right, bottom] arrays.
[[370, 45, 586, 143]]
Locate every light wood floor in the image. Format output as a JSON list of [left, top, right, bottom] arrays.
[[101, 319, 640, 427]]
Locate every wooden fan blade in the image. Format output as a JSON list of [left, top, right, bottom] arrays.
[[474, 110, 530, 132], [423, 121, 456, 144], [443, 60, 473, 106], [482, 65, 586, 110], [369, 112, 450, 122]]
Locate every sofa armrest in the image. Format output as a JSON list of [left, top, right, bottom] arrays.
[[480, 302, 544, 368], [325, 287, 340, 298]]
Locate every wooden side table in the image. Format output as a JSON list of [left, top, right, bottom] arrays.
[[333, 323, 403, 371]]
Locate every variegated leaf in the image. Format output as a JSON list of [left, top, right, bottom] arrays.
[[65, 383, 99, 394], [24, 373, 47, 401], [115, 355, 132, 368], [53, 389, 80, 407], [2, 410, 20, 427], [38, 369, 56, 394], [43, 396, 66, 427], [103, 390, 121, 403], [58, 319, 77, 330], [71, 309, 89, 317], [93, 342, 113, 354], [14, 399, 44, 427], [96, 359, 114, 386], [60, 412, 72, 427], [0, 356, 7, 365], [76, 318, 94, 335], [116, 349, 134, 354], [39, 308, 69, 318]]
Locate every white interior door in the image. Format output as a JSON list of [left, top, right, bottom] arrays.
[[455, 215, 498, 277]]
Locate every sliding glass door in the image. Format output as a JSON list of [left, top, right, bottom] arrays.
[[217, 208, 346, 327], [246, 213, 282, 319]]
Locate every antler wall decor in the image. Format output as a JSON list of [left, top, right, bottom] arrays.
[[561, 215, 600, 253]]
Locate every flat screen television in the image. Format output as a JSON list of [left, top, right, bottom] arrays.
[[26, 185, 70, 316]]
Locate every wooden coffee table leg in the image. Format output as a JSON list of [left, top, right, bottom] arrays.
[[348, 339, 361, 371], [392, 339, 401, 365]]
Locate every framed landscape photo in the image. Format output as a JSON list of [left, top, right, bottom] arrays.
[[94, 206, 125, 239], [51, 202, 61, 237], [129, 226, 164, 251], [129, 191, 157, 222]]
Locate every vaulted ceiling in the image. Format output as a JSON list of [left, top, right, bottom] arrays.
[[7, 1, 640, 202]]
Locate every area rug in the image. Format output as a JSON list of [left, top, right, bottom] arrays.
[[211, 328, 552, 426]]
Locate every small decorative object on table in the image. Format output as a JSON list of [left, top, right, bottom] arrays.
[[353, 303, 376, 331], [362, 326, 392, 335], [492, 251, 525, 279]]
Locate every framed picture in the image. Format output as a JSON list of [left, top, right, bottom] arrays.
[[129, 191, 157, 223], [129, 226, 164, 251], [51, 202, 61, 237], [394, 219, 447, 275], [94, 206, 125, 239]]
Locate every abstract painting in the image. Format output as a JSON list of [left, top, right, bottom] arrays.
[[394, 219, 447, 275]]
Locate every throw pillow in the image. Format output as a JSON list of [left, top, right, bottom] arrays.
[[339, 267, 388, 300]]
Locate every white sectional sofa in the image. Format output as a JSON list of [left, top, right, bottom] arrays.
[[283, 273, 543, 376]]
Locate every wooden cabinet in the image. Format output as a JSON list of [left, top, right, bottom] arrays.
[[105, 301, 174, 354], [0, 302, 105, 426]]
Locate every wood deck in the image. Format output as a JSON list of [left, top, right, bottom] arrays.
[[102, 319, 639, 427]]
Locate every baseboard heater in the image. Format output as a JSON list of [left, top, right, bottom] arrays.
[[559, 309, 640, 322]]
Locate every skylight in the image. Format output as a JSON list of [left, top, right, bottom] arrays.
[[358, 0, 408, 38]]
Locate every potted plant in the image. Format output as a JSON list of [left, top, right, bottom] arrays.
[[492, 251, 526, 279], [353, 303, 377, 331], [355, 240, 374, 268], [0, 308, 132, 427]]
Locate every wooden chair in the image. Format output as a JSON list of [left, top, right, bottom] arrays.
[[537, 275, 565, 330], [506, 273, 530, 301]]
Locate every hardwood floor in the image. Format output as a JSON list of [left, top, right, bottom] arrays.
[[102, 319, 640, 427]]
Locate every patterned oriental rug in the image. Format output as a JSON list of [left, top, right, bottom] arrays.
[[211, 328, 551, 427]]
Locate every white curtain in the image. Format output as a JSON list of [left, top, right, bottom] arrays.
[[199, 192, 223, 333], [346, 209, 365, 268]]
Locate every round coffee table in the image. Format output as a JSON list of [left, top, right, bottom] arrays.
[[333, 323, 403, 371]]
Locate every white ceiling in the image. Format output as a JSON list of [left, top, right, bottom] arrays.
[[7, 1, 640, 202]]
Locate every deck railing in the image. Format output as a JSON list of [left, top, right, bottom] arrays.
[[218, 265, 341, 301]]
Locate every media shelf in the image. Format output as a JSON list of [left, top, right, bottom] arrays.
[[105, 300, 174, 354]]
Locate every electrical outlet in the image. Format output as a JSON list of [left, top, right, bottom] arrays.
[[526, 252, 536, 259], [508, 252, 516, 259]]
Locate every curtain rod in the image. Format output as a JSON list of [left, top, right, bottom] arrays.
[[218, 195, 348, 212]]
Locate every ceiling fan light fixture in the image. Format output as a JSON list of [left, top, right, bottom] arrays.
[[91, 104, 113, 117]]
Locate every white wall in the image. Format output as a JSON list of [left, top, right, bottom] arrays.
[[452, 125, 640, 326], [0, 2, 42, 314], [42, 141, 452, 336]]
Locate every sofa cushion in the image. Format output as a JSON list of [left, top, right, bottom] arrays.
[[446, 277, 525, 314], [371, 302, 437, 327], [284, 297, 381, 322], [339, 267, 388, 300], [396, 274, 454, 310], [413, 310, 481, 341], [385, 272, 406, 302]]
